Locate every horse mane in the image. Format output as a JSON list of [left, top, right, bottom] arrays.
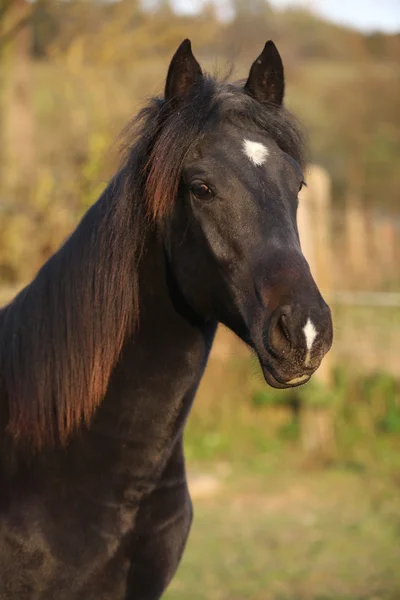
[[0, 74, 305, 450]]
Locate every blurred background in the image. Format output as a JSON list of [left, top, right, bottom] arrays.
[[0, 1, 399, 598]]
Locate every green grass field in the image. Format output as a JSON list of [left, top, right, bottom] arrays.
[[165, 461, 400, 600]]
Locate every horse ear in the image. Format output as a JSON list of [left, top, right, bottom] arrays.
[[244, 41, 285, 106], [165, 39, 203, 103]]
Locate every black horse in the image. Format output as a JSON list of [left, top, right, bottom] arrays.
[[0, 40, 333, 599]]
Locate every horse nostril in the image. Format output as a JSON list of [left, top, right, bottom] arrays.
[[268, 305, 292, 358], [279, 313, 291, 344]]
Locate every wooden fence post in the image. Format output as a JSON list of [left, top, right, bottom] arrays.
[[297, 164, 335, 463]]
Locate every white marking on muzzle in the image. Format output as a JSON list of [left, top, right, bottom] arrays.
[[243, 139, 269, 166], [303, 318, 318, 367]]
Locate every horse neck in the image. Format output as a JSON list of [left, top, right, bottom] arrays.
[[79, 230, 217, 479]]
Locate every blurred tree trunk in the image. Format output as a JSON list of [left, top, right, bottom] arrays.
[[1, 0, 35, 195]]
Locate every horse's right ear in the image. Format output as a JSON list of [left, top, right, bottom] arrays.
[[244, 41, 285, 106], [165, 39, 203, 104]]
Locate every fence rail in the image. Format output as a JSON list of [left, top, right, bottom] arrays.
[[331, 291, 400, 308]]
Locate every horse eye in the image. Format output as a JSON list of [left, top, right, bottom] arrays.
[[190, 181, 213, 200], [299, 181, 307, 193]]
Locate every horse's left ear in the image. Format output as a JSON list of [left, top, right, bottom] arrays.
[[244, 40, 285, 106], [165, 39, 203, 104]]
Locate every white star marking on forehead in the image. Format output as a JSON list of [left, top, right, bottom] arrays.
[[243, 139, 269, 166]]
